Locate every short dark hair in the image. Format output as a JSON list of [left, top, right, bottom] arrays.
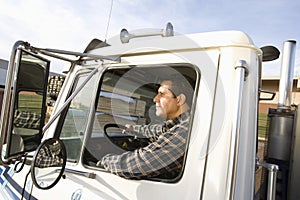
[[164, 75, 195, 106]]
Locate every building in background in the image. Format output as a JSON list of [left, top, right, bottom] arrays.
[[0, 59, 9, 112], [0, 59, 8, 88], [258, 76, 300, 139], [260, 76, 300, 113]]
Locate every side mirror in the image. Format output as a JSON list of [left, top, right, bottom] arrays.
[[2, 48, 50, 159], [260, 45, 280, 62], [31, 138, 66, 190]]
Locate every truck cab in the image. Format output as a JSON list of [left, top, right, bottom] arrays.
[[0, 23, 297, 200]]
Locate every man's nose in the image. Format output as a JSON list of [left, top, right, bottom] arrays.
[[153, 94, 159, 102]]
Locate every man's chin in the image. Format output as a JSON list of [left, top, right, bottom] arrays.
[[156, 111, 167, 118]]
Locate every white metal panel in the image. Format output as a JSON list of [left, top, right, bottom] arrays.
[[202, 46, 259, 199]]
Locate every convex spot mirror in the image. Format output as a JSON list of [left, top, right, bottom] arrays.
[[31, 138, 66, 190]]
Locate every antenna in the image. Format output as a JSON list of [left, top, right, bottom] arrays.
[[104, 0, 114, 42]]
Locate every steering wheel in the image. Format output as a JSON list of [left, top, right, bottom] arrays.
[[103, 123, 150, 151]]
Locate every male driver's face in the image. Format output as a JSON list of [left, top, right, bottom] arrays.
[[153, 80, 179, 119]]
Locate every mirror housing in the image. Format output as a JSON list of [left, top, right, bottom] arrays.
[[0, 46, 50, 162], [31, 138, 66, 190], [260, 45, 280, 62]]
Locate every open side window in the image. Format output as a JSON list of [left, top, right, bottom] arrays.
[[83, 64, 197, 181], [1, 49, 49, 160]]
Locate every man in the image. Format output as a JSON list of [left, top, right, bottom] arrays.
[[97, 76, 193, 179]]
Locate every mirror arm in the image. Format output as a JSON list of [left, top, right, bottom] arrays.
[[64, 168, 96, 179], [0, 41, 29, 164], [36, 49, 75, 63], [42, 66, 100, 134]]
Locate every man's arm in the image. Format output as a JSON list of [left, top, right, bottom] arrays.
[[99, 124, 188, 179], [124, 123, 163, 138]]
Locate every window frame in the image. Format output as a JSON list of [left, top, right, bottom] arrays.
[[82, 63, 200, 182]]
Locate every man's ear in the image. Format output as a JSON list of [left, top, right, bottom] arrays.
[[177, 94, 186, 106]]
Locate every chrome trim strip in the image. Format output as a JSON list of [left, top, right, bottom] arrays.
[[226, 60, 248, 199]]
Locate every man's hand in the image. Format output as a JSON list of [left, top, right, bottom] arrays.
[[122, 124, 134, 134], [96, 160, 102, 167]]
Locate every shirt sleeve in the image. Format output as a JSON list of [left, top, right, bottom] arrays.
[[100, 122, 188, 179], [131, 123, 163, 138]]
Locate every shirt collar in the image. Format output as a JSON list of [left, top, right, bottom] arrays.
[[163, 111, 190, 130]]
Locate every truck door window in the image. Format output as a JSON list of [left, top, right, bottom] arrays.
[[59, 73, 97, 161], [83, 65, 197, 181]]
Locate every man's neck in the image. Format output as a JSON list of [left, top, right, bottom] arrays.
[[167, 104, 190, 120]]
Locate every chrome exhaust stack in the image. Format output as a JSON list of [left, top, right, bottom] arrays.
[[259, 40, 297, 200], [278, 40, 297, 109]]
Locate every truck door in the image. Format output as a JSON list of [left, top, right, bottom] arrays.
[[54, 47, 220, 199]]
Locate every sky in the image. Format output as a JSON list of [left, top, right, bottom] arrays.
[[0, 0, 299, 76]]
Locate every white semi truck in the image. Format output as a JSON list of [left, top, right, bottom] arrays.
[[0, 23, 299, 200]]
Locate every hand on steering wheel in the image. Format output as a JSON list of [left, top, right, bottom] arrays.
[[122, 124, 134, 134]]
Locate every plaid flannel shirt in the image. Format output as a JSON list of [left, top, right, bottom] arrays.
[[35, 144, 63, 168], [14, 110, 41, 129], [100, 111, 190, 179]]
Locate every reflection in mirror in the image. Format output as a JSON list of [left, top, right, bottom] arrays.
[[31, 138, 66, 190], [6, 49, 49, 158]]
